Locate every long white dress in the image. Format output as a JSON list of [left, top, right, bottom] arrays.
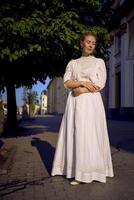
[[51, 55, 114, 183]]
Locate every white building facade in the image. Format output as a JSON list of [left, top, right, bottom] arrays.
[[47, 77, 68, 114], [107, 0, 134, 120], [40, 90, 47, 115]]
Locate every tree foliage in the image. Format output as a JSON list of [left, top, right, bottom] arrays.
[[23, 88, 38, 106], [0, 0, 113, 90], [0, 0, 113, 129], [23, 88, 38, 117]]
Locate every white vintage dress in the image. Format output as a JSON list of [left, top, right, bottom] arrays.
[[51, 55, 114, 183]]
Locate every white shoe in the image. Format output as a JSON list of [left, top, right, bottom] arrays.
[[70, 180, 80, 185]]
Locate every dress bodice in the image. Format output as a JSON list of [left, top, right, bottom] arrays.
[[72, 56, 97, 82], [63, 56, 107, 90]]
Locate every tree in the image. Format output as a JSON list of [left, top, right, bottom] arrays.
[[0, 0, 113, 130], [23, 88, 38, 118]]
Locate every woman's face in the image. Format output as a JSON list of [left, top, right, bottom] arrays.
[[80, 35, 96, 56]]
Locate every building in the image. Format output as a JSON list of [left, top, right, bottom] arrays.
[[47, 77, 68, 114], [40, 90, 47, 115], [2, 100, 7, 116], [107, 0, 134, 120]]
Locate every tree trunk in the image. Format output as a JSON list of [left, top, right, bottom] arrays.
[[6, 82, 17, 130]]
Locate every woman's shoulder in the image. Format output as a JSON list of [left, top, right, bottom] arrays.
[[67, 59, 76, 64], [68, 58, 80, 62], [66, 59, 77, 69], [66, 59, 75, 66], [94, 57, 105, 62], [94, 57, 105, 67], [67, 58, 79, 66]]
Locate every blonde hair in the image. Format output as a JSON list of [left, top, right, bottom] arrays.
[[78, 32, 97, 48]]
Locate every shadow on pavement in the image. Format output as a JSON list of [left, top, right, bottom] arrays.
[[31, 137, 55, 176], [107, 121, 134, 153], [1, 115, 134, 154], [0, 140, 4, 148], [0, 177, 51, 197], [1, 115, 62, 138]]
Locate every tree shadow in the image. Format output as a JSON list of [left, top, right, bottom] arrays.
[[31, 137, 55, 176], [1, 115, 134, 154], [0, 176, 51, 197], [1, 115, 62, 138]]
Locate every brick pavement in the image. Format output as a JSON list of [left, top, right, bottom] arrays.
[[0, 115, 134, 200]]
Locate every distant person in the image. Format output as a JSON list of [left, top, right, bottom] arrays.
[[51, 32, 114, 185]]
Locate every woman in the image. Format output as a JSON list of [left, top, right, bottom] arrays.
[[51, 32, 114, 185]]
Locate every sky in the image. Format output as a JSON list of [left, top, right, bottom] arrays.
[[1, 76, 51, 106], [32, 76, 50, 96]]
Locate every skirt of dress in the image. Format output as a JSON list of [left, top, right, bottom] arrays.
[[51, 91, 114, 183]]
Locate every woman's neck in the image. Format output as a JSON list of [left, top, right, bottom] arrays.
[[82, 53, 92, 57], [82, 52, 92, 57]]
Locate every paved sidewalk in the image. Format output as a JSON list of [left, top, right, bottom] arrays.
[[0, 115, 134, 200]]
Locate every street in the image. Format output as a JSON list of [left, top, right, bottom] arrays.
[[0, 115, 134, 200]]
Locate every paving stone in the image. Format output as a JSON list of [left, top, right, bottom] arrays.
[[0, 116, 134, 200]]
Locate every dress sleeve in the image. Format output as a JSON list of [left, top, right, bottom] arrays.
[[63, 60, 73, 83], [93, 59, 107, 90]]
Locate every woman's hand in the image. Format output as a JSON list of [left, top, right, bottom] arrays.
[[64, 80, 82, 89], [72, 81, 100, 97], [72, 87, 89, 97], [80, 81, 99, 92]]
